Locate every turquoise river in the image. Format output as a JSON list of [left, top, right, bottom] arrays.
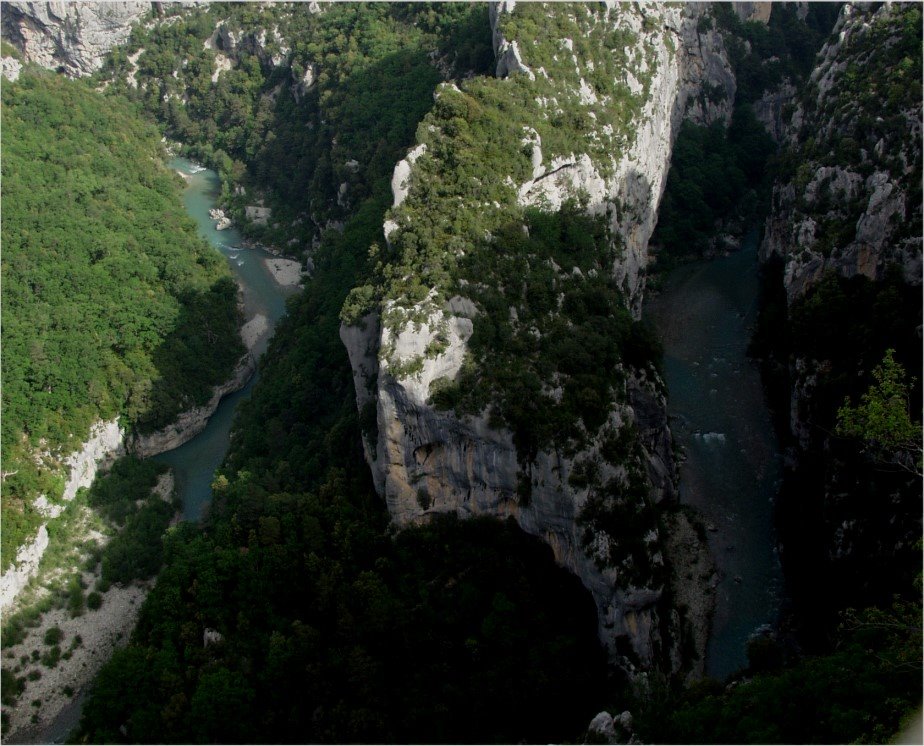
[[152, 158, 297, 520]]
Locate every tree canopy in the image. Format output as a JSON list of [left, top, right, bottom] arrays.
[[1, 70, 243, 567], [837, 349, 922, 475]]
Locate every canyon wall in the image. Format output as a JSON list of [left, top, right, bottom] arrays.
[[1, 1, 152, 76], [344, 2, 738, 673], [761, 3, 922, 304], [761, 1, 921, 446], [758, 2, 922, 610], [1, 351, 254, 610]]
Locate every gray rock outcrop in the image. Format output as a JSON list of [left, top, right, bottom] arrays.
[[752, 80, 796, 143], [588, 710, 635, 744], [761, 3, 922, 303], [732, 2, 772, 24], [245, 205, 272, 226], [0, 525, 50, 609], [1, 419, 125, 609], [291, 62, 317, 102], [390, 144, 427, 209], [1, 1, 151, 76], [1, 55, 23, 81], [1, 346, 255, 610]]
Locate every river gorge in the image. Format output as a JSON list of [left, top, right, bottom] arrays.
[[645, 231, 783, 680], [6, 159, 298, 745], [154, 158, 298, 521], [3, 1, 918, 741]]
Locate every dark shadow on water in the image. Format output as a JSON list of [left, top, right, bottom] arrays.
[[645, 232, 783, 680]]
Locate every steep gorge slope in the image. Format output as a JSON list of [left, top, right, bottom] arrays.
[[763, 3, 921, 300], [756, 1, 921, 629], [0, 69, 244, 581], [595, 5, 921, 742], [341, 1, 737, 672]]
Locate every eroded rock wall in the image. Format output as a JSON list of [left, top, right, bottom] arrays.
[[1, 1, 152, 76], [343, 2, 738, 673], [760, 2, 922, 447], [1, 353, 255, 609], [761, 3, 922, 303], [0, 420, 124, 609], [758, 2, 922, 606], [508, 3, 736, 315]]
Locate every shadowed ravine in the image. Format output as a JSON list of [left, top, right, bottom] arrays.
[[645, 231, 783, 680]]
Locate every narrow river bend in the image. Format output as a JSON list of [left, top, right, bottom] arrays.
[[645, 232, 783, 680], [153, 158, 296, 520]]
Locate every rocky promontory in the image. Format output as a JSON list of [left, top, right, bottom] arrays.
[[343, 1, 739, 676]]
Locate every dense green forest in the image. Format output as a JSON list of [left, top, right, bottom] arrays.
[[1, 70, 243, 567]]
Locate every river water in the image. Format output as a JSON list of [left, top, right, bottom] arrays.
[[151, 158, 295, 520], [644, 232, 782, 681]]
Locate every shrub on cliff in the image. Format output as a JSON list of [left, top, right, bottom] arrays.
[[837, 349, 922, 476]]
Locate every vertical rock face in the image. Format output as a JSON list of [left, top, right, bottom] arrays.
[[751, 81, 797, 143], [1, 1, 151, 76], [761, 3, 922, 304], [1, 419, 125, 609], [507, 3, 736, 315], [761, 2, 922, 450], [759, 2, 922, 601], [343, 3, 737, 673]]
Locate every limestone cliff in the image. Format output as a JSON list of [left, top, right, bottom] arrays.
[[761, 2, 921, 448], [761, 3, 922, 303], [497, 2, 736, 315], [757, 2, 922, 611], [343, 2, 737, 674], [1, 1, 152, 76], [0, 420, 125, 609], [1, 353, 254, 610]]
